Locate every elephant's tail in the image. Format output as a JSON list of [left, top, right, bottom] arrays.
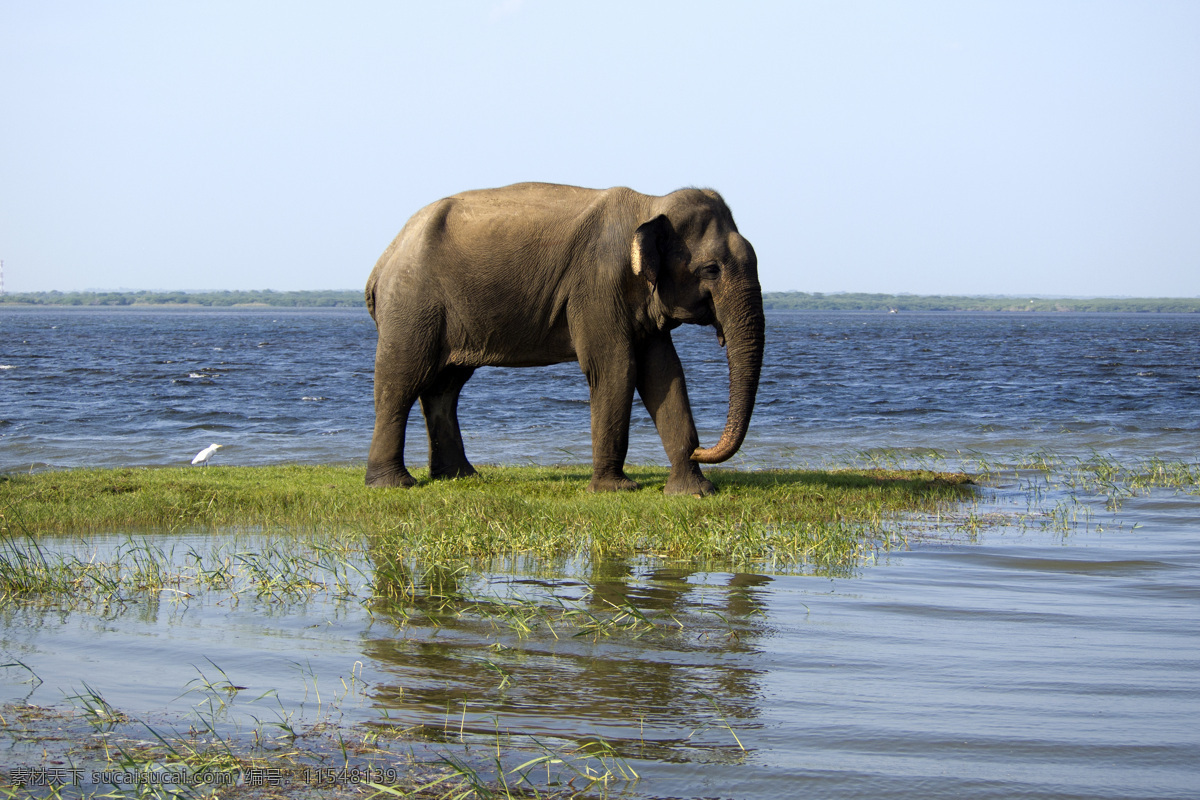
[[364, 274, 377, 320]]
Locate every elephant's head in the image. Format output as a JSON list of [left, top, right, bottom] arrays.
[[632, 189, 765, 464]]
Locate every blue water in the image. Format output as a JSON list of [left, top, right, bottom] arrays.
[[2, 307, 1199, 799], [2, 307, 1198, 471]]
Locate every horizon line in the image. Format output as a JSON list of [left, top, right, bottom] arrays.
[[4, 288, 1200, 301]]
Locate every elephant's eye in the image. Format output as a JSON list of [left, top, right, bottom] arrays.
[[697, 262, 721, 280]]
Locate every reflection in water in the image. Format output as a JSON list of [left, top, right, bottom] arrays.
[[364, 556, 773, 763]]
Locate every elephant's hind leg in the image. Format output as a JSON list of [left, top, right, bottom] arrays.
[[366, 390, 419, 487], [420, 366, 478, 480], [366, 334, 440, 488]]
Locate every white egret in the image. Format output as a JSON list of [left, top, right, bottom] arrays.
[[191, 443, 223, 466]]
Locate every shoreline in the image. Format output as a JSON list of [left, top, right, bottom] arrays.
[[2, 290, 1199, 313]]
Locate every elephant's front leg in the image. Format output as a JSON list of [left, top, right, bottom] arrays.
[[636, 335, 716, 496], [582, 350, 639, 492]]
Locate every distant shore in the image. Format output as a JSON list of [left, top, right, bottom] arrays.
[[762, 292, 1200, 313], [1, 289, 1198, 313]]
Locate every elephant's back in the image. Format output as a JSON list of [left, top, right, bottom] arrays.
[[450, 182, 602, 209], [382, 183, 644, 259], [368, 189, 584, 368]]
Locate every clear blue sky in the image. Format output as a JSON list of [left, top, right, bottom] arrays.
[[2, 1, 1198, 296]]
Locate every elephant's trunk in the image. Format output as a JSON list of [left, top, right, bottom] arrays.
[[691, 285, 765, 464]]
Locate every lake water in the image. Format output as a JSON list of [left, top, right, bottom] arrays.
[[1, 308, 1199, 798], [3, 307, 1198, 472]]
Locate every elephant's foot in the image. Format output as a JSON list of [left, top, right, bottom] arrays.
[[430, 461, 478, 481], [365, 464, 418, 488], [589, 472, 640, 493], [664, 467, 717, 497]]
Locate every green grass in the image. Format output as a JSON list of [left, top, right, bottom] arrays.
[[0, 464, 974, 567], [0, 673, 647, 800]]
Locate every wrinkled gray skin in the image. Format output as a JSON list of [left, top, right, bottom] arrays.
[[365, 182, 765, 496]]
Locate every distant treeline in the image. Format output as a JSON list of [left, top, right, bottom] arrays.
[[2, 289, 1198, 313], [0, 290, 364, 307], [762, 292, 1200, 313]]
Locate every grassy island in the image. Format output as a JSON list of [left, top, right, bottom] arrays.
[[1, 464, 973, 569], [0, 464, 977, 797]]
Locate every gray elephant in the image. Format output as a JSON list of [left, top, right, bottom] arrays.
[[364, 182, 764, 496]]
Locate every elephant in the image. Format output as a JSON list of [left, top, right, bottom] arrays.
[[364, 182, 764, 496]]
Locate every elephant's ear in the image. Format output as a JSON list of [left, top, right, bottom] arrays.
[[631, 215, 672, 289]]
